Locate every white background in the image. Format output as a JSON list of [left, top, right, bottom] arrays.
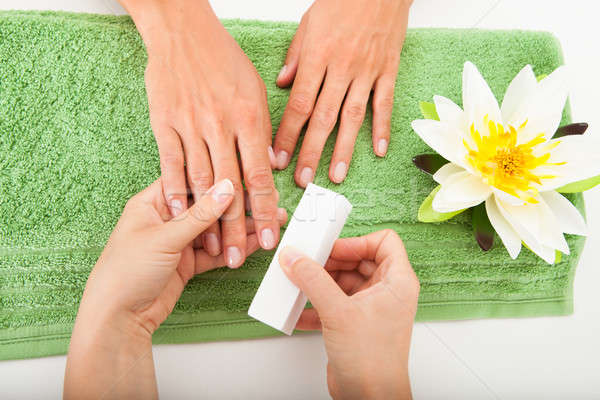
[[1, 0, 599, 398]]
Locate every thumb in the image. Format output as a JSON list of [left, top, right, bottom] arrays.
[[279, 246, 346, 315], [276, 15, 307, 88], [159, 179, 234, 251]]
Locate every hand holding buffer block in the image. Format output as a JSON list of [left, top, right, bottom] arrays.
[[248, 183, 352, 335]]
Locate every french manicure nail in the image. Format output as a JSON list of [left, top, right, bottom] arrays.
[[279, 246, 304, 268], [277, 65, 288, 81], [276, 150, 289, 170], [211, 179, 234, 203], [227, 246, 242, 268], [261, 228, 276, 249], [205, 233, 220, 255], [299, 167, 313, 187], [377, 139, 388, 156], [333, 162, 347, 183], [170, 199, 183, 217], [267, 146, 276, 167]]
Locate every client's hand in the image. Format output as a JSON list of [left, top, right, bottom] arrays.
[[279, 229, 419, 400], [64, 178, 287, 400]]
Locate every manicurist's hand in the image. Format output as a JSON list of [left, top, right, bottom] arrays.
[[279, 230, 419, 399], [273, 0, 412, 186], [121, 0, 280, 267], [64, 179, 287, 400]]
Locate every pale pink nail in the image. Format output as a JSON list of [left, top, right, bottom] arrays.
[[277, 65, 288, 81], [299, 167, 313, 187], [210, 179, 234, 203], [377, 139, 388, 156], [332, 162, 347, 183], [267, 146, 276, 168], [170, 199, 183, 217], [227, 246, 242, 268], [261, 228, 276, 249], [276, 150, 289, 170]]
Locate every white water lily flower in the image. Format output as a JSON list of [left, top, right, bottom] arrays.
[[411, 62, 600, 263]]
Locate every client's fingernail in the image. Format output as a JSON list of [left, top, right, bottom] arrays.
[[267, 146, 276, 168], [377, 139, 388, 157], [332, 162, 347, 183], [299, 167, 313, 187], [277, 65, 287, 81], [205, 233, 220, 255], [277, 207, 288, 222], [170, 199, 183, 217], [211, 179, 234, 203], [226, 246, 242, 268], [279, 247, 304, 269], [261, 228, 276, 249], [276, 150, 289, 169]]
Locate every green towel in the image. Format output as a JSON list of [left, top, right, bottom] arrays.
[[0, 11, 585, 361]]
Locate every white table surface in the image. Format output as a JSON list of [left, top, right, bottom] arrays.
[[1, 0, 599, 398]]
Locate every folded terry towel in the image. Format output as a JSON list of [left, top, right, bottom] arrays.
[[0, 11, 584, 360]]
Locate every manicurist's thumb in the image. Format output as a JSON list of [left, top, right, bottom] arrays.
[[279, 247, 346, 315], [159, 179, 234, 252]]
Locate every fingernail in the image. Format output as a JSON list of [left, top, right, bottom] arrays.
[[279, 246, 304, 269], [277, 207, 288, 222], [170, 199, 183, 217], [277, 65, 287, 81], [210, 179, 234, 203], [377, 138, 388, 157], [299, 167, 313, 187], [205, 233, 220, 255], [261, 228, 276, 249], [332, 162, 347, 183], [267, 146, 276, 168], [276, 150, 289, 170], [226, 246, 242, 268]]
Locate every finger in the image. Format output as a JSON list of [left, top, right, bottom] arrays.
[[279, 246, 346, 315], [194, 231, 262, 274], [207, 133, 247, 268], [295, 73, 350, 187], [158, 179, 234, 253], [238, 127, 280, 251], [273, 58, 326, 170], [181, 136, 222, 256], [372, 73, 398, 157], [245, 207, 288, 233], [276, 14, 308, 88], [295, 309, 322, 331], [154, 125, 188, 217], [329, 79, 372, 183]]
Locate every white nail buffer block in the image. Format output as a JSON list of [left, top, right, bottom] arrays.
[[248, 183, 352, 335]]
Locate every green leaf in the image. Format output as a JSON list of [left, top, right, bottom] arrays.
[[413, 154, 449, 175], [553, 122, 588, 138], [419, 101, 440, 121], [536, 73, 548, 82], [418, 186, 466, 223], [472, 203, 494, 251], [556, 174, 600, 193]]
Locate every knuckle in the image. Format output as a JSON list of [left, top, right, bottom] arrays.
[[343, 102, 366, 124], [160, 152, 183, 169], [188, 204, 214, 224], [188, 169, 213, 189], [313, 104, 339, 131], [375, 93, 395, 113], [238, 104, 259, 126], [246, 166, 273, 189], [288, 93, 314, 116]]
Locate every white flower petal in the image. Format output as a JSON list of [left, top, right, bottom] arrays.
[[536, 135, 600, 191], [432, 171, 491, 212], [485, 197, 521, 259], [411, 119, 468, 168], [541, 191, 588, 235], [511, 66, 569, 144], [492, 188, 526, 206], [462, 61, 502, 128], [433, 95, 466, 130], [501, 64, 537, 124], [433, 163, 465, 185], [495, 197, 556, 264]]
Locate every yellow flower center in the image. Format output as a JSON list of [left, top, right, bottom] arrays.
[[463, 117, 562, 203]]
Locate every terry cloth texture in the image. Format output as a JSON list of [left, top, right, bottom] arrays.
[[0, 11, 585, 360]]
